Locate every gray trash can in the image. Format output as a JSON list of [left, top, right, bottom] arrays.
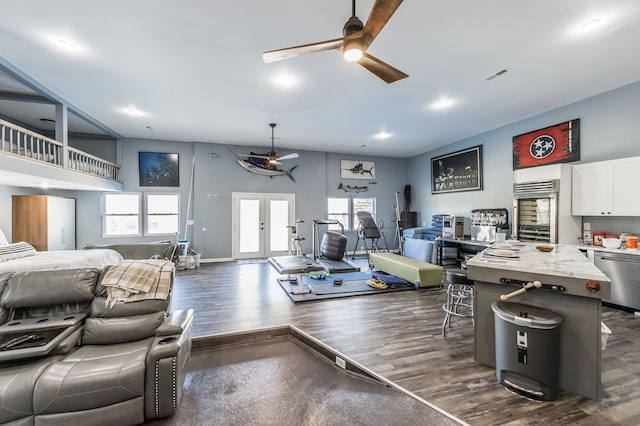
[[491, 301, 563, 401]]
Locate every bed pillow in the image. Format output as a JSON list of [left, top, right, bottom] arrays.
[[0, 241, 37, 262], [0, 227, 8, 245]]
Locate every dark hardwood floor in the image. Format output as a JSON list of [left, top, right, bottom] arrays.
[[171, 259, 640, 426]]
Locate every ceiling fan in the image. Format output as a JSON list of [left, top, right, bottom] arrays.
[[263, 0, 408, 84], [242, 123, 299, 165]]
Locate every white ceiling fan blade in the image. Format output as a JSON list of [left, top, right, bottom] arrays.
[[277, 153, 299, 161]]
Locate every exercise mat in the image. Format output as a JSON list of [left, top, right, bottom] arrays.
[[277, 271, 414, 303], [309, 279, 387, 295], [301, 271, 374, 285]]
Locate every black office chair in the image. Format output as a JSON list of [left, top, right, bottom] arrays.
[[351, 211, 389, 261]]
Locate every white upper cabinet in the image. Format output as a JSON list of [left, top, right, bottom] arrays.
[[572, 156, 640, 216]]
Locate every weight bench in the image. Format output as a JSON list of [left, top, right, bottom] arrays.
[[369, 252, 443, 288]]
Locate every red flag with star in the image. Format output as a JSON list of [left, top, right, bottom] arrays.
[[513, 119, 580, 170]]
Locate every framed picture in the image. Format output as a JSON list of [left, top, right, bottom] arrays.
[[340, 160, 375, 180], [512, 119, 580, 170], [139, 152, 180, 187], [431, 145, 483, 194]]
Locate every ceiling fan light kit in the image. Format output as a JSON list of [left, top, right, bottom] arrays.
[[263, 0, 408, 83], [262, 123, 300, 164], [230, 123, 300, 181], [343, 37, 364, 62]]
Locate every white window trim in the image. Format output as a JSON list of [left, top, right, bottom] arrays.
[[144, 193, 180, 236], [327, 196, 376, 231], [102, 192, 142, 237]]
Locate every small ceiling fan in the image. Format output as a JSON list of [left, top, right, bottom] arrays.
[[241, 123, 299, 165], [263, 0, 408, 84]]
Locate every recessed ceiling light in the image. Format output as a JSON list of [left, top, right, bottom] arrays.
[[51, 37, 86, 54], [40, 181, 49, 189], [429, 96, 458, 111], [57, 39, 76, 49], [271, 73, 299, 89], [582, 18, 603, 30], [374, 130, 393, 140], [566, 13, 618, 38], [40, 32, 88, 55], [122, 107, 147, 117]]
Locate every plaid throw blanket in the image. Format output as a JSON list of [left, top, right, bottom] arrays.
[[102, 259, 174, 308]]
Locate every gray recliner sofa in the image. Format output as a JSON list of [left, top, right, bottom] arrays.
[[84, 241, 174, 260], [0, 264, 193, 426]]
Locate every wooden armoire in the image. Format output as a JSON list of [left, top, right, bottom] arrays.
[[12, 195, 76, 251]]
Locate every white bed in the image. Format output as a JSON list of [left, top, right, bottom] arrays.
[[0, 249, 123, 273]]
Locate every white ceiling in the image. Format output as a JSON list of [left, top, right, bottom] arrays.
[[1, 0, 639, 158]]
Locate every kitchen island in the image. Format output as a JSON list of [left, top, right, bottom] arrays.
[[467, 243, 610, 400]]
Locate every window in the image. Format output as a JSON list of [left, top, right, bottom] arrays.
[[327, 197, 349, 231], [327, 196, 376, 231], [146, 194, 180, 235], [103, 193, 141, 236], [352, 197, 375, 230]]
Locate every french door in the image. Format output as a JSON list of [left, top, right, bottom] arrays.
[[232, 193, 295, 259]]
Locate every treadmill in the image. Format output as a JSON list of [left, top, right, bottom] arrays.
[[311, 219, 360, 274]]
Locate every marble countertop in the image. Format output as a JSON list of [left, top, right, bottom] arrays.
[[435, 237, 492, 247], [577, 244, 640, 256], [467, 242, 610, 283]]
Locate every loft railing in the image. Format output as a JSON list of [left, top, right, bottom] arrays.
[[0, 118, 120, 182]]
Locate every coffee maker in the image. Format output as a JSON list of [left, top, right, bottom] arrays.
[[470, 208, 509, 242]]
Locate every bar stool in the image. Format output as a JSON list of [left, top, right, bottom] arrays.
[[442, 269, 474, 336]]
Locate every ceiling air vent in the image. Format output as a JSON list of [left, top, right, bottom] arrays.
[[486, 68, 509, 81]]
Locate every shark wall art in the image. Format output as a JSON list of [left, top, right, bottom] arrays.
[[337, 182, 368, 192]]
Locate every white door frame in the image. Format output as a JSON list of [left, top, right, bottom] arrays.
[[232, 192, 295, 259]]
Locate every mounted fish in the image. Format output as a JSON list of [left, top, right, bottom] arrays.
[[338, 182, 368, 192], [340, 160, 375, 179], [349, 163, 373, 176], [230, 150, 298, 182], [230, 123, 299, 182]]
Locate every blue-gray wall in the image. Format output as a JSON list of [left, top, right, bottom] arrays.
[[2, 81, 640, 256], [408, 80, 640, 234], [34, 141, 408, 259]]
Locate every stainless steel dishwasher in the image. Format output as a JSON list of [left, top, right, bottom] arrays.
[[594, 252, 640, 311]]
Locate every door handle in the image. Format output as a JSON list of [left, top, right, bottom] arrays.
[[598, 256, 639, 264]]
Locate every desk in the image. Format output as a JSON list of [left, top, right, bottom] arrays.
[[436, 238, 491, 265], [267, 255, 324, 295]]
